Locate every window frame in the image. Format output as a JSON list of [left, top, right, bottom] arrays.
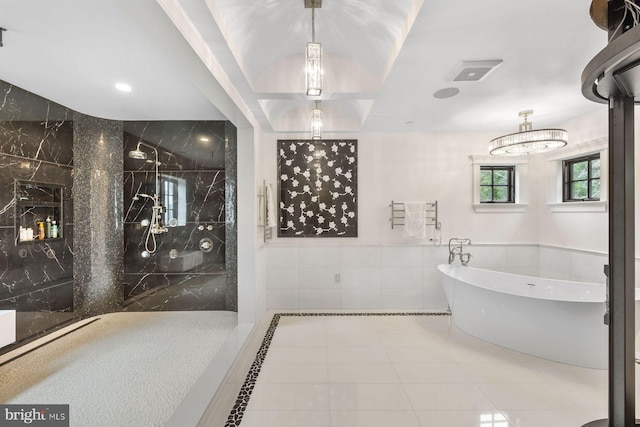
[[562, 154, 601, 202], [480, 165, 515, 204]]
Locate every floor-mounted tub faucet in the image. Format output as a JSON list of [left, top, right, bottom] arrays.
[[448, 238, 472, 266]]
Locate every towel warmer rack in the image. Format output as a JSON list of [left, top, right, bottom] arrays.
[[389, 200, 439, 230], [257, 180, 273, 242]]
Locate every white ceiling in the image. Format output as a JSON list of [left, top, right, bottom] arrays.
[[0, 0, 608, 135]]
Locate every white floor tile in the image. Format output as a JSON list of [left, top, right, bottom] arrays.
[[501, 410, 604, 427], [240, 410, 332, 427], [326, 333, 383, 348], [416, 410, 512, 427], [206, 314, 633, 427], [457, 362, 545, 384], [259, 363, 328, 383], [476, 383, 579, 411], [328, 363, 399, 383], [393, 363, 471, 384], [264, 347, 328, 364], [402, 383, 497, 411], [328, 384, 413, 411], [331, 411, 421, 427], [245, 383, 330, 411], [327, 347, 390, 364], [385, 346, 455, 364]]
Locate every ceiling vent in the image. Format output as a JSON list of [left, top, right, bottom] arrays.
[[447, 60, 503, 82]]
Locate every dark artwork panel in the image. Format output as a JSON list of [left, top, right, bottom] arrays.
[[278, 139, 357, 237]]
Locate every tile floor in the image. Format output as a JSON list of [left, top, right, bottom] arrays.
[[205, 312, 638, 427]]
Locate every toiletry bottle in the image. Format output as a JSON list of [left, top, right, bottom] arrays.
[[45, 216, 51, 238], [51, 220, 58, 238], [38, 222, 45, 240], [19, 226, 24, 242]]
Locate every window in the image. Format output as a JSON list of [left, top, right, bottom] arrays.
[[563, 154, 600, 202], [480, 166, 515, 203]]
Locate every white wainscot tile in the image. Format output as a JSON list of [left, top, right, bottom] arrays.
[[423, 284, 449, 310], [382, 268, 423, 289], [340, 246, 383, 268], [341, 268, 382, 289], [267, 269, 299, 289], [267, 289, 299, 309], [299, 289, 341, 309], [298, 269, 340, 289], [538, 246, 572, 280], [570, 251, 607, 284], [423, 245, 448, 270], [382, 289, 424, 310], [382, 247, 423, 268], [299, 247, 341, 269], [268, 247, 299, 269], [505, 245, 539, 269], [341, 289, 382, 309], [468, 246, 506, 271]]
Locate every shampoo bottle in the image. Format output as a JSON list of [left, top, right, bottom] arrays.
[[45, 216, 51, 238], [38, 222, 45, 240], [51, 221, 58, 238]]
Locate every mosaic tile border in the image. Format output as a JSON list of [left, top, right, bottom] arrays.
[[224, 311, 451, 426]]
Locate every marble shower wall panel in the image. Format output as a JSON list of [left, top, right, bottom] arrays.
[[0, 80, 75, 350], [224, 121, 237, 312], [121, 120, 233, 311]]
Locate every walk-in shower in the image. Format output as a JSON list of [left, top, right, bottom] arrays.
[[128, 141, 167, 256]]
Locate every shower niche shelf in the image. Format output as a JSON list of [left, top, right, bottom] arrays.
[[14, 180, 64, 245]]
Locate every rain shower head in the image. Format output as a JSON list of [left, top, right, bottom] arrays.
[[128, 144, 148, 160]]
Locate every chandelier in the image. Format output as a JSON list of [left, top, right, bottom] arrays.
[[305, 1, 322, 96], [489, 110, 568, 156], [311, 101, 322, 139]]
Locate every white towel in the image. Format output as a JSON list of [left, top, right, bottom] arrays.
[[265, 185, 277, 228], [402, 202, 426, 239]]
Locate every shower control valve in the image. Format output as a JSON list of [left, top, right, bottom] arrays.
[[197, 225, 205, 231], [206, 224, 213, 231]]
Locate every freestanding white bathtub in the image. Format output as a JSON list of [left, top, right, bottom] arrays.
[[438, 264, 639, 369]]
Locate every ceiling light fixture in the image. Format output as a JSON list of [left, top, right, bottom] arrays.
[[311, 100, 322, 140], [115, 82, 132, 92], [489, 110, 568, 156], [305, 0, 323, 96]]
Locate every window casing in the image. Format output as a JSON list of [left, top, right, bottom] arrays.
[[480, 166, 515, 203], [563, 154, 600, 202]]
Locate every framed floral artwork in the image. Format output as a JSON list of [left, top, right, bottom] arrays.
[[277, 139, 357, 237]]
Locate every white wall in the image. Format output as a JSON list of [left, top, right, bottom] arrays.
[[258, 108, 640, 309]]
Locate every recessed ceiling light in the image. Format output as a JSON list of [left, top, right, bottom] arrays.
[[115, 82, 132, 92], [199, 137, 210, 142]]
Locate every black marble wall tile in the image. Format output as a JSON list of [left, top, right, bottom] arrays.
[[0, 81, 75, 351], [123, 121, 226, 171], [121, 120, 233, 311]]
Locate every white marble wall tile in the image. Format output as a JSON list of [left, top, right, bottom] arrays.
[[423, 284, 449, 310], [467, 246, 506, 271], [538, 247, 572, 280], [342, 289, 382, 309], [267, 269, 299, 289], [341, 247, 383, 268], [299, 289, 341, 309], [382, 268, 424, 289], [570, 252, 607, 284], [382, 247, 424, 268], [267, 289, 299, 309], [382, 289, 424, 310], [267, 247, 299, 269], [298, 269, 341, 289], [341, 268, 382, 289], [505, 245, 539, 269], [298, 247, 341, 269]]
